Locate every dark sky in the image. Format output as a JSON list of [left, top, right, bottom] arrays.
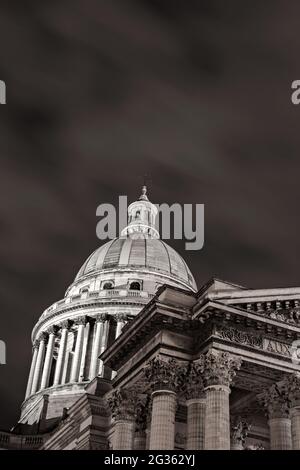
[[1, 0, 300, 428]]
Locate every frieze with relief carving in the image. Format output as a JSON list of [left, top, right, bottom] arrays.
[[215, 326, 263, 350]]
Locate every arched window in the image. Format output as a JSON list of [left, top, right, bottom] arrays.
[[129, 281, 141, 291], [80, 287, 89, 294], [103, 282, 114, 290], [135, 210, 140, 219]]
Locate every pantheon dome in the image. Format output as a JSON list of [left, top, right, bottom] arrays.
[[19, 187, 197, 428]]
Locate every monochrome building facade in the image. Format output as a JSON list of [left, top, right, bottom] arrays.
[[1, 188, 300, 450]]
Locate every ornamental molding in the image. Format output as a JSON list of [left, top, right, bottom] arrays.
[[107, 388, 137, 421], [46, 325, 58, 336], [199, 350, 242, 388], [114, 313, 128, 323], [238, 302, 300, 326], [73, 316, 87, 326], [60, 320, 72, 330], [144, 356, 182, 392], [258, 383, 290, 419], [281, 373, 300, 406], [32, 297, 145, 335], [95, 313, 108, 323], [177, 361, 205, 400], [215, 326, 263, 350]]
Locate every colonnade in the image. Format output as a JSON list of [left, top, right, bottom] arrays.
[[25, 313, 128, 399], [259, 374, 300, 450], [107, 352, 300, 450], [108, 351, 242, 450]]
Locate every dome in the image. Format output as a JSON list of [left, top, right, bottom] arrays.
[[74, 236, 197, 290]]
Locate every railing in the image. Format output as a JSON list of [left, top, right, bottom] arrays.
[[41, 290, 154, 318], [0, 431, 45, 449]]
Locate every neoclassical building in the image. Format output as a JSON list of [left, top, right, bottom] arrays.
[[1, 188, 300, 450]]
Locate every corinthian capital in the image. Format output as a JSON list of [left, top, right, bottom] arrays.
[[96, 313, 108, 323], [60, 320, 72, 330], [115, 313, 128, 323], [178, 362, 205, 399], [258, 383, 290, 419], [74, 316, 87, 326], [47, 325, 58, 336], [107, 388, 137, 421], [282, 373, 300, 407], [144, 356, 181, 392], [200, 350, 242, 388]]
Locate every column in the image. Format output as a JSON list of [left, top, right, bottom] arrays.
[[70, 317, 86, 383], [53, 321, 70, 386], [112, 314, 127, 379], [99, 315, 109, 376], [201, 350, 242, 450], [282, 373, 300, 449], [31, 333, 47, 394], [79, 319, 90, 381], [115, 313, 126, 339], [259, 382, 292, 450], [25, 342, 39, 399], [40, 326, 57, 390], [144, 356, 179, 450], [231, 417, 251, 450], [291, 407, 300, 449], [108, 388, 136, 450], [181, 362, 206, 450], [89, 314, 106, 379]]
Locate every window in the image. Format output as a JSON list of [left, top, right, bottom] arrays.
[[135, 210, 140, 219], [80, 287, 89, 294], [129, 281, 141, 291], [103, 282, 114, 290]]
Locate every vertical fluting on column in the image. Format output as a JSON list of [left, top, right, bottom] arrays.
[[144, 356, 179, 450], [70, 317, 86, 383], [269, 417, 292, 450], [108, 388, 136, 450], [79, 319, 90, 381], [180, 361, 206, 450], [31, 333, 47, 394], [89, 315, 105, 379], [205, 385, 230, 450], [281, 373, 300, 449], [40, 326, 57, 390], [149, 390, 177, 450], [201, 350, 242, 450], [25, 342, 39, 399], [53, 321, 70, 386], [259, 382, 292, 450], [186, 399, 206, 450], [230, 417, 251, 450], [291, 407, 300, 449]]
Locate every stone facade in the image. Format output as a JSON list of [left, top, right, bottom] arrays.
[[2, 190, 300, 450]]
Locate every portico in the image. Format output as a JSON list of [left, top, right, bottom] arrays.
[[101, 280, 300, 450]]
